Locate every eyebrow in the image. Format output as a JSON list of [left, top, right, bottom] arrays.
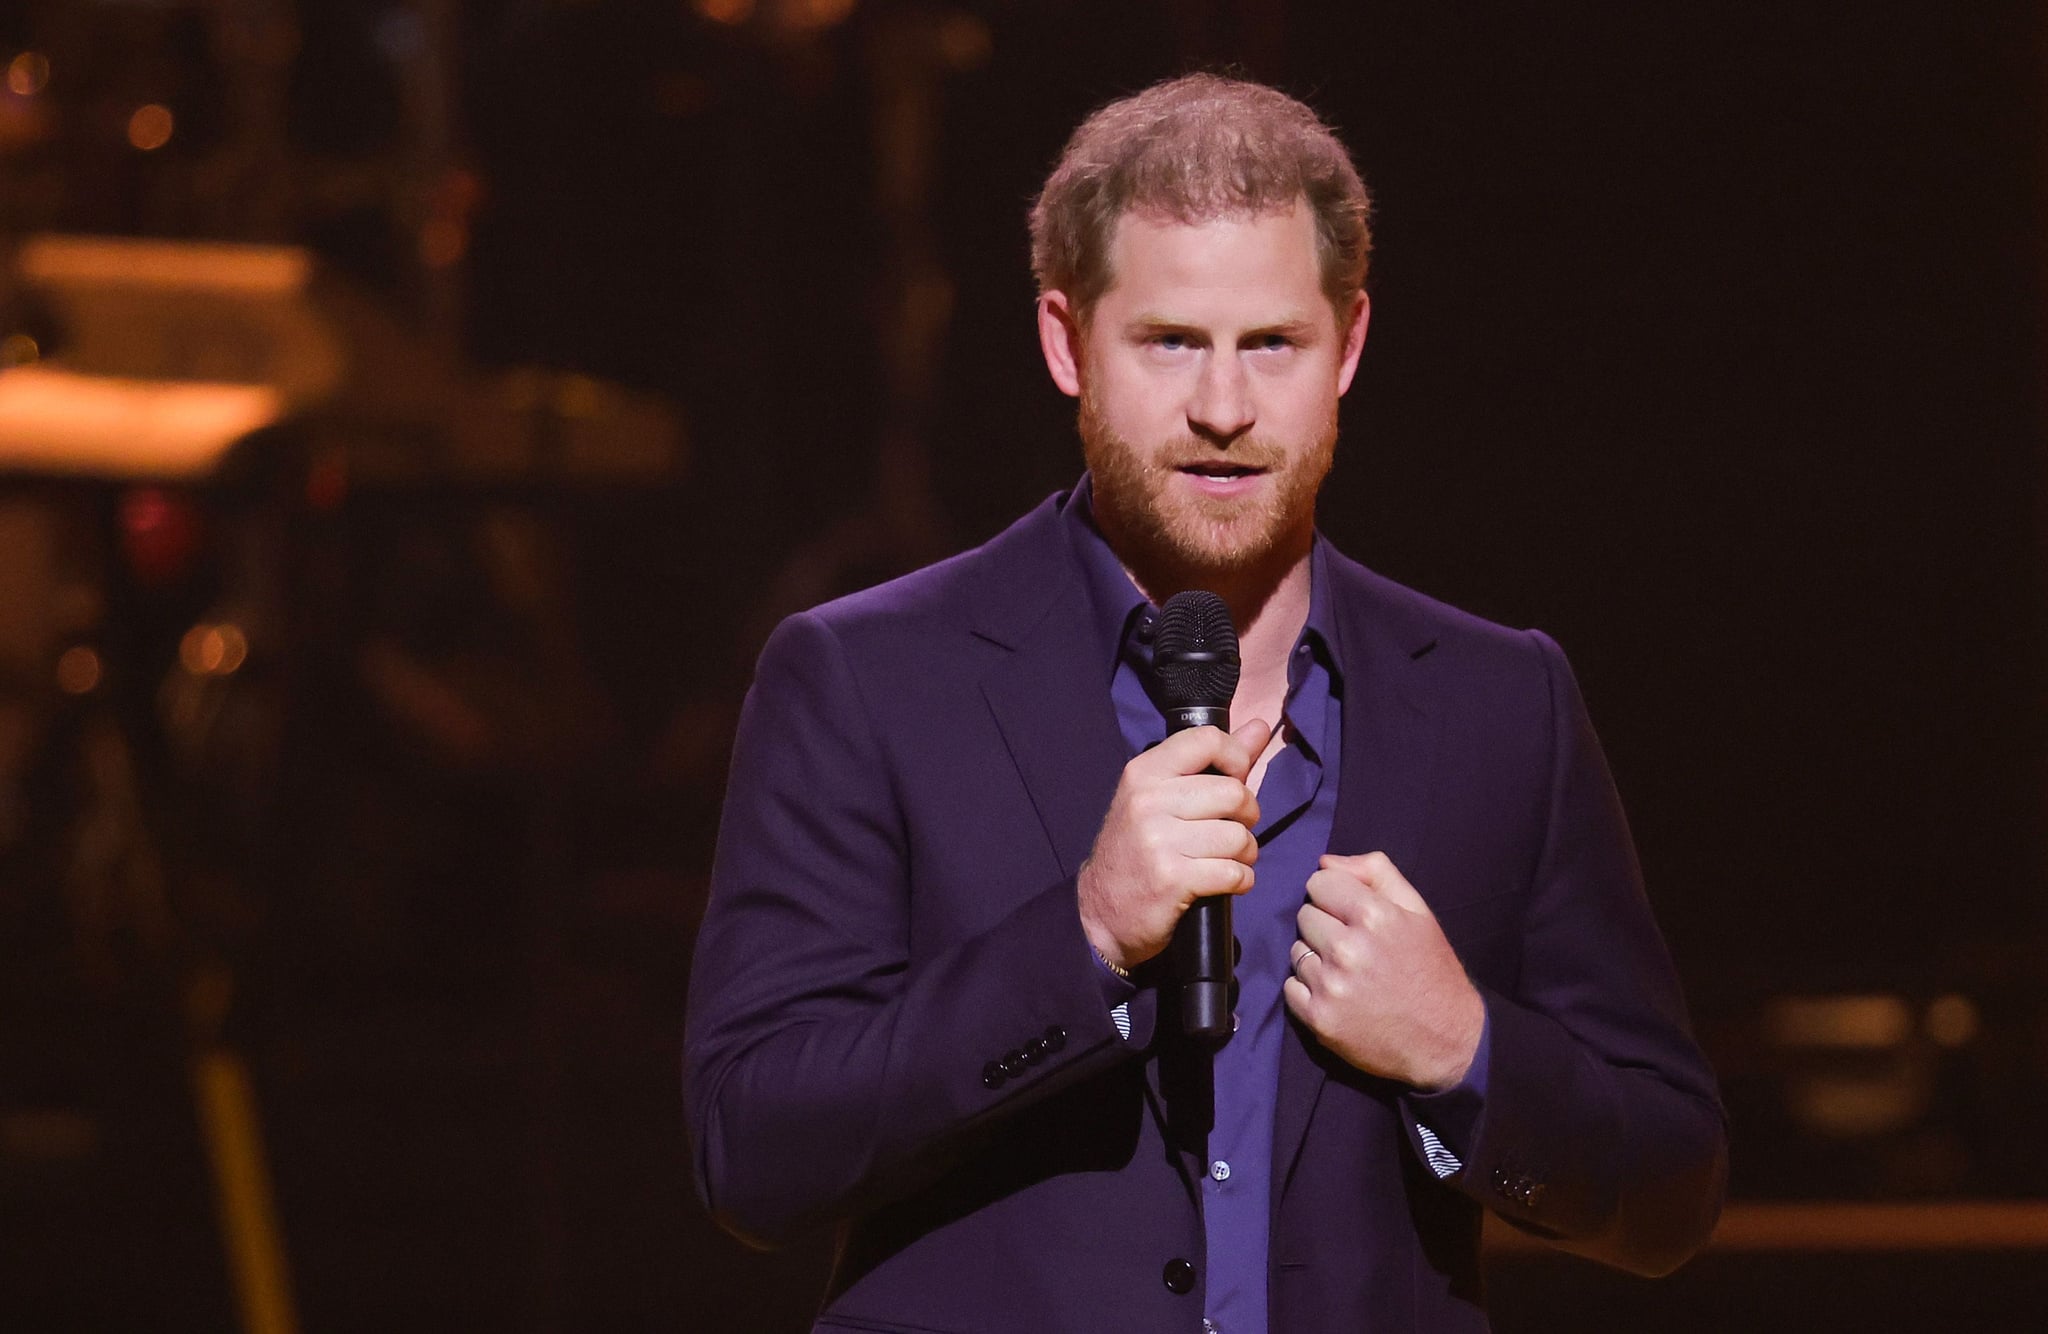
[[1123, 314, 1325, 341]]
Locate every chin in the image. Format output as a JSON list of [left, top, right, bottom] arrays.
[[1136, 503, 1304, 585]]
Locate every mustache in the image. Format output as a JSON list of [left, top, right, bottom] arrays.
[[1147, 440, 1292, 472]]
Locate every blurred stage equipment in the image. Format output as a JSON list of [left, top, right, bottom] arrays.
[[0, 230, 682, 1334], [1733, 989, 1992, 1200], [2, 232, 684, 484], [0, 4, 686, 1328]]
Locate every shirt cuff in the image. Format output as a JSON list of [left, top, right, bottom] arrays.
[[1405, 1011, 1491, 1178], [1089, 946, 1138, 1017]]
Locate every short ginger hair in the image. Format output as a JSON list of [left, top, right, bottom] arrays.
[[1029, 73, 1373, 319]]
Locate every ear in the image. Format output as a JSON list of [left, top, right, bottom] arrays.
[[1037, 291, 1084, 399], [1334, 290, 1371, 396]]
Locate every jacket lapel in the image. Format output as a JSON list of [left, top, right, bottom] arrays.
[[1272, 553, 1444, 1206], [971, 496, 1129, 886]]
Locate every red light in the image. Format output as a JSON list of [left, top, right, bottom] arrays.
[[119, 486, 203, 585]]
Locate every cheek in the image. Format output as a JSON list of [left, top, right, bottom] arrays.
[[1088, 356, 1184, 431], [1266, 378, 1342, 440]]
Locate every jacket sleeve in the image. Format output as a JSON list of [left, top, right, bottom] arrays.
[[683, 610, 1150, 1248], [1441, 629, 1728, 1276]]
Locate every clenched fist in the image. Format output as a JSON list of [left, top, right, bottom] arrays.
[[1284, 851, 1485, 1092], [1077, 718, 1273, 973]]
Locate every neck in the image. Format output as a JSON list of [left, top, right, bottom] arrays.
[[1119, 538, 1313, 692]]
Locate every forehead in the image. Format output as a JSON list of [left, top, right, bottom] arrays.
[[1098, 201, 1325, 320]]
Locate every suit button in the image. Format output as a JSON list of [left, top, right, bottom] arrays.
[[1024, 1036, 1049, 1060], [1042, 1024, 1067, 1052], [1001, 1051, 1029, 1078], [981, 1061, 1005, 1089], [1162, 1258, 1196, 1294]]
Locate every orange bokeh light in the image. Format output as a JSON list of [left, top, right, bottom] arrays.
[[6, 51, 50, 97], [56, 645, 101, 695], [693, 0, 755, 25], [180, 623, 249, 677], [782, 0, 856, 31], [127, 103, 174, 151]]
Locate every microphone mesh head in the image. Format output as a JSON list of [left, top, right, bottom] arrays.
[[1153, 590, 1240, 711]]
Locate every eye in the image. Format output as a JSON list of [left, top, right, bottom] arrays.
[[1152, 332, 1194, 352], [1248, 333, 1294, 352]]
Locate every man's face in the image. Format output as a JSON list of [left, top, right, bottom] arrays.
[[1054, 200, 1368, 585]]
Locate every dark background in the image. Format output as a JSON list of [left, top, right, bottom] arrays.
[[0, 1, 2042, 1330]]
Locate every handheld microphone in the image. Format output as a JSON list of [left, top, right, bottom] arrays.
[[1152, 590, 1240, 1049]]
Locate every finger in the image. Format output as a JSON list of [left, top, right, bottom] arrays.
[[1222, 717, 1275, 778], [1180, 817, 1260, 866], [1186, 857, 1254, 899], [1282, 974, 1315, 1020], [1321, 851, 1431, 915], [1140, 725, 1253, 779], [1159, 773, 1261, 827], [1295, 901, 1343, 955], [1303, 865, 1368, 925], [1175, 717, 1270, 784], [1287, 938, 1323, 979]]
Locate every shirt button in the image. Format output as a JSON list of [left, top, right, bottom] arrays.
[[1203, 1320, 1220, 1334], [1209, 1159, 1231, 1182]]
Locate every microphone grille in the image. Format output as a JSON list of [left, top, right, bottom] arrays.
[[1153, 590, 1240, 710]]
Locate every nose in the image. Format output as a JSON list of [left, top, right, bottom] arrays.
[[1187, 350, 1254, 444]]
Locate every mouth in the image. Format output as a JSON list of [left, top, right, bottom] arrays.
[[1174, 459, 1270, 496]]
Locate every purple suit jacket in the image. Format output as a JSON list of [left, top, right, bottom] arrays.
[[685, 490, 1726, 1333]]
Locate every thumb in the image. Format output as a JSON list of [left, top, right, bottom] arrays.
[[1321, 851, 1433, 916], [1230, 716, 1274, 759]]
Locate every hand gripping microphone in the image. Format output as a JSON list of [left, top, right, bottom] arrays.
[[1152, 590, 1240, 1048]]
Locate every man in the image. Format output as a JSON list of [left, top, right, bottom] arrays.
[[686, 74, 1725, 1333]]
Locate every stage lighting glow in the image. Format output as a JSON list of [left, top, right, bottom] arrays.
[[694, 0, 756, 26], [6, 52, 49, 97], [419, 217, 466, 268], [1765, 994, 1912, 1050], [180, 623, 249, 677], [56, 645, 101, 695], [782, 0, 855, 31], [127, 103, 174, 151], [1923, 994, 1979, 1049]]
